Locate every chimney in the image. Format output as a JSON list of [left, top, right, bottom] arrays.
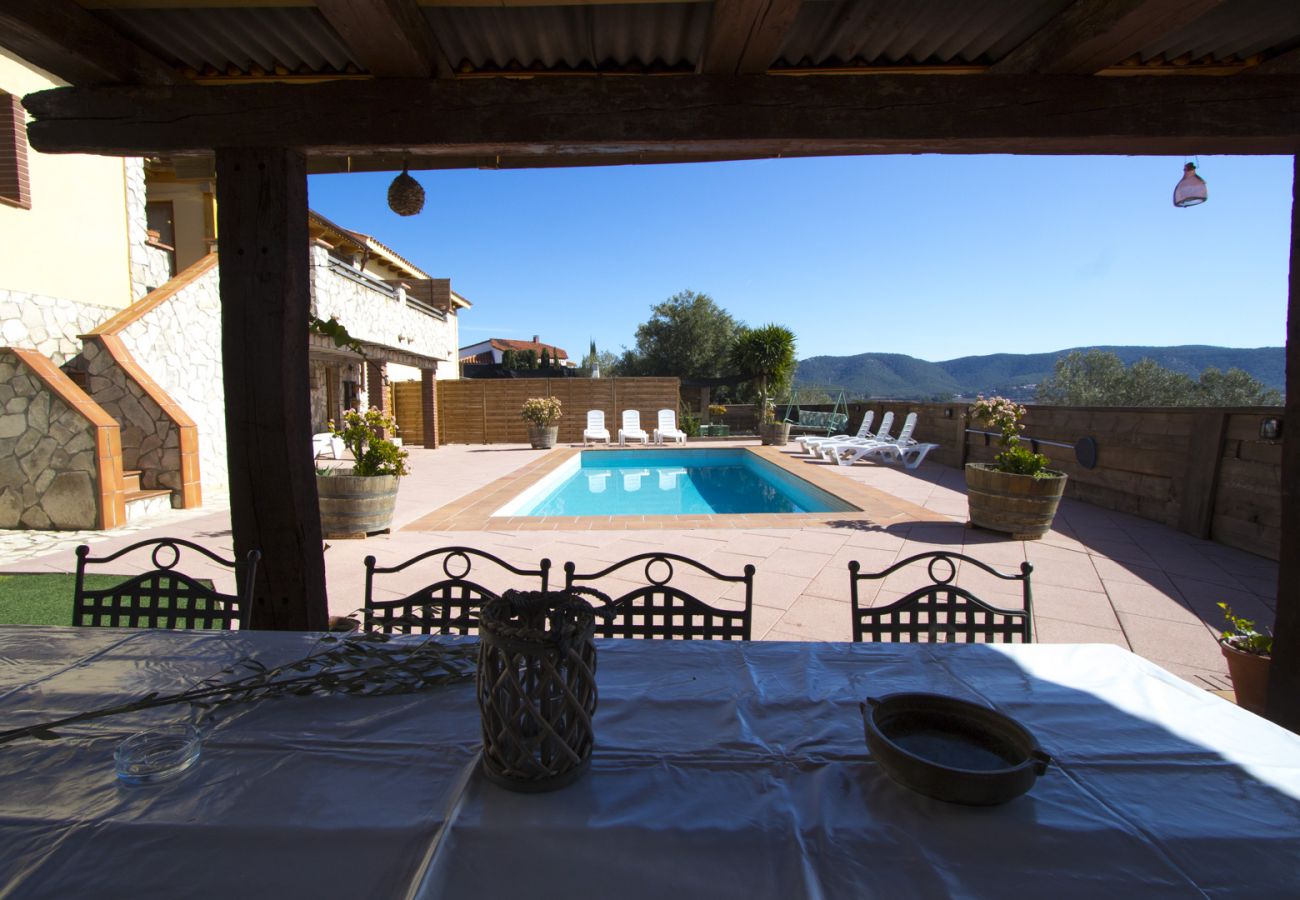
[[533, 334, 540, 343]]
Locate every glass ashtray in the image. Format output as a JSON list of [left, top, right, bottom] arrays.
[[115, 724, 201, 784]]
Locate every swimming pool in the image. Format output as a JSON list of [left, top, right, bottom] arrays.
[[494, 449, 859, 517]]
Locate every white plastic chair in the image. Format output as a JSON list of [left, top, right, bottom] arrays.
[[654, 409, 687, 445], [313, 433, 343, 459], [586, 472, 609, 493], [583, 410, 611, 445], [619, 410, 649, 445], [657, 467, 688, 490], [622, 469, 650, 491]]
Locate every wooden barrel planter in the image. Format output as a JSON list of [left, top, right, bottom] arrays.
[[317, 473, 399, 538], [965, 464, 1067, 540]]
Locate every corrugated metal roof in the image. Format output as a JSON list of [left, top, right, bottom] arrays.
[[1138, 0, 1300, 64], [775, 0, 1072, 67], [97, 7, 356, 75], [423, 3, 708, 73]]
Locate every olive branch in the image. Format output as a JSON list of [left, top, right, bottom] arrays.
[[0, 631, 478, 746]]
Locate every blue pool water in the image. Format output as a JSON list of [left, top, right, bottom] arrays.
[[496, 449, 857, 517]]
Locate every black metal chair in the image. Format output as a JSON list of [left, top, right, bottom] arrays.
[[849, 551, 1033, 643], [563, 553, 755, 640], [72, 538, 259, 630], [363, 546, 551, 634]]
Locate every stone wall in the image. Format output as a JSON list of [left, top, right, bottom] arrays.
[[82, 334, 200, 507], [0, 290, 113, 365], [111, 256, 226, 493], [125, 158, 173, 299], [0, 349, 124, 530], [310, 244, 458, 364]]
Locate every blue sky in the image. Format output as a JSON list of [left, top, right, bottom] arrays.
[[308, 154, 1293, 363]]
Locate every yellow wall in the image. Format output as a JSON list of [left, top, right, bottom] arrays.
[[147, 179, 211, 271], [0, 50, 131, 309]]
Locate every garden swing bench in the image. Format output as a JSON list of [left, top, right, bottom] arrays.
[[782, 391, 849, 437]]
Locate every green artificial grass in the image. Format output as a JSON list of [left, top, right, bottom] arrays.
[[0, 573, 215, 627]]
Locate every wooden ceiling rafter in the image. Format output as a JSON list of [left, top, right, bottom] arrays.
[[698, 0, 803, 75], [990, 0, 1226, 75], [316, 0, 453, 78], [22, 74, 1300, 163], [0, 0, 185, 86]]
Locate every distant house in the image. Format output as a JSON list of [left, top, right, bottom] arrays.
[[460, 336, 572, 368]]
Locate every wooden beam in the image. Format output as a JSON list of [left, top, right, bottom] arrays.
[[992, 0, 1224, 75], [22, 74, 1300, 162], [316, 0, 451, 79], [1268, 154, 1300, 732], [215, 147, 328, 631], [698, 0, 802, 76], [1251, 47, 1300, 76], [0, 0, 184, 86]]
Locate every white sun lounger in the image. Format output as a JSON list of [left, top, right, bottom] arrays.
[[619, 410, 650, 445], [584, 410, 611, 445], [654, 409, 687, 445], [817, 411, 894, 460], [800, 410, 875, 456], [870, 441, 941, 470], [832, 412, 920, 466], [313, 433, 343, 459], [622, 469, 651, 491]]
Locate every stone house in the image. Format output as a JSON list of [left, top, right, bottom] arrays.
[[0, 50, 465, 531]]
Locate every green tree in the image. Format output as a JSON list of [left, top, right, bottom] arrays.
[[500, 348, 518, 370], [628, 290, 743, 378], [522, 349, 538, 369], [731, 324, 797, 426], [1195, 367, 1284, 406], [1036, 350, 1128, 406], [540, 348, 551, 369], [1038, 351, 1283, 407]]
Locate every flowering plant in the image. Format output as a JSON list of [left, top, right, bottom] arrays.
[[1218, 603, 1272, 657], [969, 395, 1052, 478], [520, 396, 562, 426], [708, 404, 728, 417], [328, 407, 409, 477]]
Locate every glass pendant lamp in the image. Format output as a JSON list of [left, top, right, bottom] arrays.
[[1173, 162, 1207, 207]]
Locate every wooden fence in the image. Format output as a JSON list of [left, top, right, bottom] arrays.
[[390, 381, 423, 443], [436, 377, 680, 445], [794, 401, 1284, 560]]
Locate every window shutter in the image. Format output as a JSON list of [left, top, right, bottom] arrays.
[[0, 92, 32, 210]]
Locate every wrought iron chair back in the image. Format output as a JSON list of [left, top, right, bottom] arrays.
[[72, 538, 259, 630], [848, 551, 1033, 643], [363, 546, 551, 634], [563, 552, 755, 640]]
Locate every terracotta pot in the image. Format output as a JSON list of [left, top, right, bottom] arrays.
[[528, 424, 558, 449], [317, 473, 399, 536], [965, 463, 1066, 540], [1220, 640, 1271, 716], [760, 422, 792, 446]]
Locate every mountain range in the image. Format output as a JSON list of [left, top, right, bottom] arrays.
[[793, 345, 1285, 401]]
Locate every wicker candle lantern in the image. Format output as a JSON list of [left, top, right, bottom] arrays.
[[477, 590, 597, 792], [387, 165, 425, 216]]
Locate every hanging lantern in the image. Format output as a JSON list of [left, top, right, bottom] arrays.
[[387, 165, 425, 216], [1173, 162, 1207, 208]]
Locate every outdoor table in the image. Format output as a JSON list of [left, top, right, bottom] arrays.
[[0, 626, 1296, 898]]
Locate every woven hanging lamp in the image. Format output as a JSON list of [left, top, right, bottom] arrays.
[[387, 165, 425, 216], [1173, 162, 1207, 208]]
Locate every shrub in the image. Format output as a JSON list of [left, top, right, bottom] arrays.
[[329, 408, 409, 477], [969, 395, 1052, 479], [520, 396, 563, 426]]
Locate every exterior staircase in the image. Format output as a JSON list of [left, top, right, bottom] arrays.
[[122, 469, 174, 523]]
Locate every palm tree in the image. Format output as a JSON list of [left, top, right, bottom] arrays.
[[730, 324, 797, 430]]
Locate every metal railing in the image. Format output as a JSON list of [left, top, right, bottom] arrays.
[[966, 429, 1098, 469]]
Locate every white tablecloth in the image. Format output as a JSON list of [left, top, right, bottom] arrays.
[[0, 628, 1297, 898]]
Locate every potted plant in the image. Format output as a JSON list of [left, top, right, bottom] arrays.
[[707, 404, 729, 437], [317, 407, 410, 536], [521, 396, 562, 449], [965, 395, 1067, 539], [1218, 602, 1273, 716], [731, 324, 796, 445]]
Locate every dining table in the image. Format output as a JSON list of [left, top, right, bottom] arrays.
[[0, 626, 1297, 898]]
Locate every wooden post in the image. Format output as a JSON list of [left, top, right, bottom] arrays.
[[216, 147, 327, 631], [1267, 155, 1300, 730], [421, 366, 439, 449], [1178, 410, 1229, 539]]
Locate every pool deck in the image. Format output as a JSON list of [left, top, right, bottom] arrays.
[[0, 440, 1280, 695]]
